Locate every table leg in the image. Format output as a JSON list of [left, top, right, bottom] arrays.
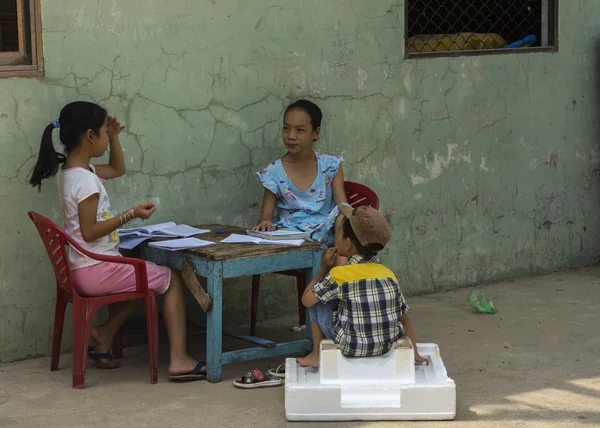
[[305, 249, 322, 343], [206, 262, 223, 382]]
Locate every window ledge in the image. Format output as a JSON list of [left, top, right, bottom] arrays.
[[0, 66, 44, 78], [405, 46, 558, 60]]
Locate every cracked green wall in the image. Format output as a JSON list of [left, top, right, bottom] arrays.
[[1, 1, 599, 362]]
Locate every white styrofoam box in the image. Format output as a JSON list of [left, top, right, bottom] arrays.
[[320, 337, 416, 385], [285, 340, 456, 421]]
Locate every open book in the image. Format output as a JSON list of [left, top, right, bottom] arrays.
[[118, 222, 210, 238], [246, 229, 311, 240], [221, 233, 304, 247], [118, 223, 211, 250]]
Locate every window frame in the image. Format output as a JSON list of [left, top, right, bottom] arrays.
[[404, 0, 559, 59], [0, 0, 43, 78]]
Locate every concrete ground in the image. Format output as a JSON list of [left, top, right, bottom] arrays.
[[1, 267, 599, 428]]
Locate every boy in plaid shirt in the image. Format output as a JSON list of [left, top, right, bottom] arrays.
[[298, 204, 429, 368]]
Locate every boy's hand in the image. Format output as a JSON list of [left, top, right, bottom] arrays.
[[108, 115, 126, 140], [415, 352, 430, 366], [320, 247, 338, 271], [133, 201, 157, 219], [253, 220, 276, 232]]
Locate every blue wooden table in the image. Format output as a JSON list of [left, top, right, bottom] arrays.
[[138, 224, 321, 382]]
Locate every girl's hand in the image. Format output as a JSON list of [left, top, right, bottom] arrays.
[[108, 115, 126, 140], [133, 202, 157, 219], [253, 220, 276, 232], [320, 247, 338, 271]]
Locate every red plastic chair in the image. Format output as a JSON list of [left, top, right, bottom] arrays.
[[28, 211, 159, 389], [250, 181, 380, 335]]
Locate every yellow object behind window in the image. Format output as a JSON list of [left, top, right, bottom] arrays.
[[407, 33, 508, 53]]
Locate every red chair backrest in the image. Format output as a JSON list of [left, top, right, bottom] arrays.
[[345, 181, 379, 210], [28, 211, 149, 295], [28, 211, 74, 293]]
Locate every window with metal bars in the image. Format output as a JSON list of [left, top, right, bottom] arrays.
[[405, 0, 558, 58]]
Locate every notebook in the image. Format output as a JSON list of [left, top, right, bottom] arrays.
[[148, 237, 216, 251], [220, 234, 304, 247], [118, 236, 149, 250], [246, 229, 311, 240], [118, 222, 176, 236], [118, 223, 210, 238]]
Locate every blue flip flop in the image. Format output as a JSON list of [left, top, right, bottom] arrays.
[[169, 361, 207, 381], [88, 350, 122, 369]]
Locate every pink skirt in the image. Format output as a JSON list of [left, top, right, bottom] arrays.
[[71, 261, 171, 297]]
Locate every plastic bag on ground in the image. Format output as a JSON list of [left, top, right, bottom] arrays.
[[468, 290, 497, 314]]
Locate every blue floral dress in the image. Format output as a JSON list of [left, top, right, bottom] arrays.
[[255, 152, 343, 247]]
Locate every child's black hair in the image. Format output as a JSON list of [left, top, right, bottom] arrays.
[[28, 101, 108, 190], [342, 217, 381, 256], [284, 99, 323, 131]]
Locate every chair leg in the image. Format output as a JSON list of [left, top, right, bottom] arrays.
[[250, 274, 261, 336], [110, 304, 124, 359], [51, 290, 68, 371], [72, 300, 94, 389], [295, 273, 307, 327], [145, 294, 159, 384]]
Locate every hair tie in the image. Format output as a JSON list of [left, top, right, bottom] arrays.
[[51, 118, 60, 129]]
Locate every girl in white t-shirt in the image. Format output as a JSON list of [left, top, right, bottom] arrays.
[[29, 101, 206, 380]]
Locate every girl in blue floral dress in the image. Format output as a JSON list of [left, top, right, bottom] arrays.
[[253, 100, 347, 247]]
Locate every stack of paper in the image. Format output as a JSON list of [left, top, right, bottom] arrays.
[[148, 237, 216, 251], [246, 229, 311, 240], [118, 222, 210, 249], [220, 233, 304, 247]]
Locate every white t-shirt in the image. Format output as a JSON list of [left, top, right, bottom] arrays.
[[56, 165, 121, 270]]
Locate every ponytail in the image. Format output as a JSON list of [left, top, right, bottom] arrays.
[[27, 101, 107, 191], [28, 124, 66, 191]]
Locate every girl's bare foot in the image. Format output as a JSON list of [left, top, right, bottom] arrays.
[[297, 352, 319, 368], [168, 355, 206, 376]]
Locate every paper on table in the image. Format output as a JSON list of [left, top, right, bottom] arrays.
[[260, 229, 303, 235], [220, 233, 304, 247], [220, 234, 261, 244], [161, 224, 210, 237], [246, 229, 311, 240], [148, 237, 216, 251]]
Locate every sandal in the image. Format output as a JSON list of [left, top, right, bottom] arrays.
[[233, 368, 282, 389], [267, 363, 286, 379], [169, 361, 207, 381], [88, 351, 121, 369]]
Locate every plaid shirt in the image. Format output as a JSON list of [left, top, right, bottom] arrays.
[[312, 255, 409, 358]]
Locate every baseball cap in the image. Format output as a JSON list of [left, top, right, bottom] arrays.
[[339, 204, 391, 249]]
